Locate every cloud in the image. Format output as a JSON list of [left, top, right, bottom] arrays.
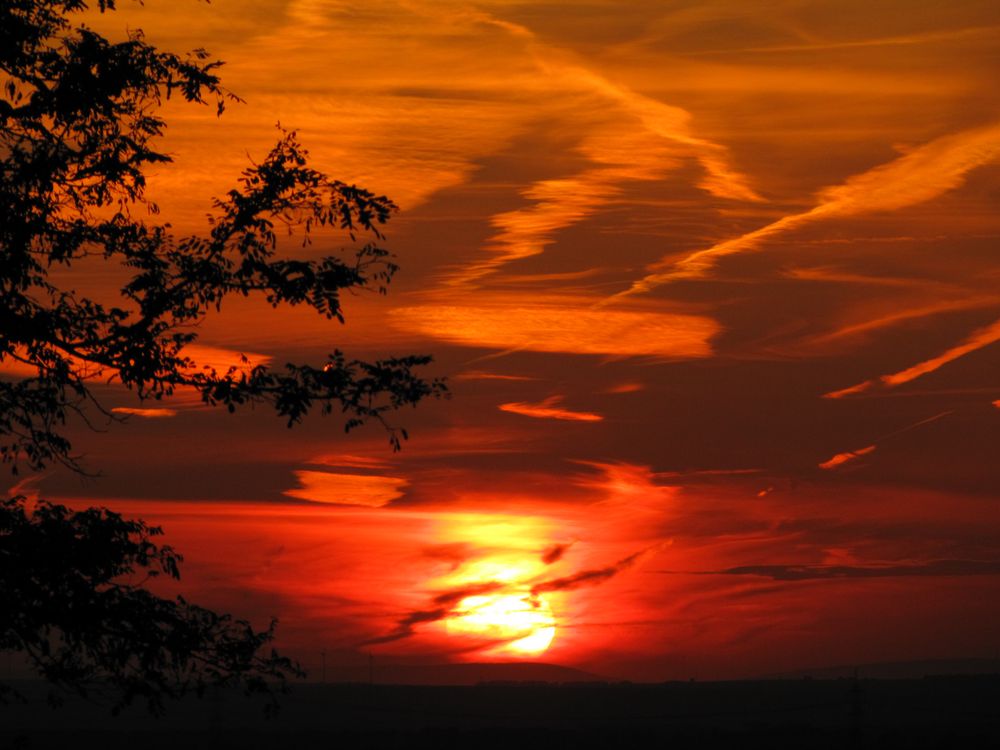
[[454, 370, 537, 382], [825, 317, 1000, 398], [6, 474, 45, 506], [446, 141, 665, 287], [307, 454, 394, 470], [541, 543, 573, 565], [604, 382, 644, 394], [0, 343, 269, 387], [517, 43, 762, 204], [572, 461, 679, 505], [422, 543, 473, 570], [818, 445, 877, 471], [456, 6, 758, 203], [0, 343, 270, 415], [616, 121, 1000, 296], [530, 547, 652, 594], [359, 607, 452, 647], [793, 295, 999, 351], [110, 407, 179, 419], [284, 470, 408, 507], [358, 580, 513, 647], [432, 581, 507, 607], [689, 24, 1000, 56], [499, 396, 603, 422], [361, 545, 653, 648], [392, 297, 719, 358], [816, 412, 951, 470], [436, 7, 760, 286], [181, 344, 272, 376], [698, 559, 1000, 581]]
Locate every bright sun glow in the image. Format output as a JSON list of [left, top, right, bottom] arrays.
[[433, 515, 561, 657], [446, 593, 556, 656]]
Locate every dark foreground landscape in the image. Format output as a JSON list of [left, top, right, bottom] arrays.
[[3, 676, 999, 749]]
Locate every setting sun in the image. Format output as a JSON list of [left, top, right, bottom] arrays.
[[446, 593, 556, 656]]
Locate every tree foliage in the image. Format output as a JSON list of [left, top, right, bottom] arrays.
[[1, 0, 445, 474], [1, 494, 300, 714], [1, 0, 445, 711]]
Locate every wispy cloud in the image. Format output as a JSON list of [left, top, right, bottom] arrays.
[[816, 411, 951, 470], [615, 121, 1000, 297], [818, 445, 876, 471], [306, 454, 394, 470], [284, 470, 408, 507], [604, 382, 645, 394], [182, 344, 272, 376], [499, 396, 603, 422], [530, 547, 653, 594], [441, 8, 760, 286], [454, 370, 537, 382], [361, 546, 652, 648], [392, 297, 719, 358], [0, 343, 270, 411], [447, 133, 672, 287], [803, 297, 999, 349], [689, 24, 1000, 56], [825, 318, 1000, 398], [695, 559, 1000, 581], [110, 407, 179, 419], [464, 7, 761, 200]]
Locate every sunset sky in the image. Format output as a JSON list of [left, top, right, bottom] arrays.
[[9, 0, 1000, 681]]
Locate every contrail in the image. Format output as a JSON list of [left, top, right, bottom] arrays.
[[610, 121, 1000, 302]]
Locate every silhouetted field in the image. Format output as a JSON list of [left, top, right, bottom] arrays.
[[2, 677, 998, 749]]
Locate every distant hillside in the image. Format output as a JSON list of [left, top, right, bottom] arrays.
[[759, 657, 1000, 680], [326, 661, 607, 685]]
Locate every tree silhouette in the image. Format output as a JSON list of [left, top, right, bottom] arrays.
[[1, 495, 300, 714], [1, 0, 445, 711]]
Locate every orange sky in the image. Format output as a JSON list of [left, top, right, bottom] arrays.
[[8, 0, 1000, 680]]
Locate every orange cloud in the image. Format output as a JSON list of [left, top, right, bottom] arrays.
[[818, 445, 877, 470], [306, 454, 394, 470], [691, 24, 1000, 55], [111, 407, 178, 419], [437, 9, 761, 286], [448, 156, 649, 287], [499, 396, 603, 422], [0, 343, 269, 411], [825, 317, 1000, 398], [284, 470, 408, 507], [617, 121, 1000, 296], [181, 344, 271, 376], [392, 297, 719, 358], [513, 32, 762, 204], [454, 371, 536, 382], [605, 382, 644, 394], [806, 298, 998, 348]]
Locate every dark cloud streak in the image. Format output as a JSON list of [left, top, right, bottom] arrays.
[[531, 548, 650, 594], [541, 542, 572, 565]]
